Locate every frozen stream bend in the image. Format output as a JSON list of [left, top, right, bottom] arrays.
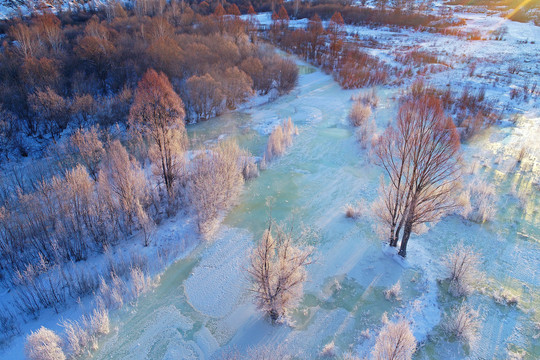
[[89, 59, 540, 360]]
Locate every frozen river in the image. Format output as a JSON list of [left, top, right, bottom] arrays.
[[89, 59, 540, 359]]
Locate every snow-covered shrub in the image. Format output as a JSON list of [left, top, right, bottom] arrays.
[[62, 265, 100, 298], [355, 117, 376, 148], [344, 201, 365, 219], [384, 280, 402, 301], [25, 327, 66, 360], [61, 318, 96, 356], [349, 102, 372, 127], [265, 118, 298, 161], [129, 266, 153, 299], [372, 319, 416, 360], [98, 272, 126, 309], [460, 181, 496, 223], [352, 88, 379, 108], [248, 221, 314, 323], [443, 303, 481, 347], [320, 341, 337, 357], [492, 289, 520, 306], [444, 242, 483, 297], [89, 305, 110, 336], [61, 305, 110, 357], [240, 155, 259, 181]]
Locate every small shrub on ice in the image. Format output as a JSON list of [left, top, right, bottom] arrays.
[[444, 242, 483, 297], [372, 319, 416, 360], [443, 302, 481, 347], [384, 280, 402, 301], [265, 118, 297, 161], [25, 327, 66, 360], [493, 289, 520, 306], [344, 201, 365, 219], [320, 341, 337, 357], [349, 102, 372, 128]]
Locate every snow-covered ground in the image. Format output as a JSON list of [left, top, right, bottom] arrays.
[[1, 6, 539, 360]]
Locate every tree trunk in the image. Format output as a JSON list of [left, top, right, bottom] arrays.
[[399, 196, 416, 257]]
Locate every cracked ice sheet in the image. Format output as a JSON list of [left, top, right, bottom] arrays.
[[184, 227, 253, 318]]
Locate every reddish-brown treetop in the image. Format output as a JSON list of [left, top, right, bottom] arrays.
[[278, 5, 289, 21], [330, 11, 344, 26], [214, 4, 226, 17], [228, 4, 241, 16]]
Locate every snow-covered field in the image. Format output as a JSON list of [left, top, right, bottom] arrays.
[[1, 6, 539, 360]]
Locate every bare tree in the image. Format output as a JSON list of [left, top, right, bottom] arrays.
[[443, 302, 481, 347], [372, 319, 416, 360], [28, 87, 69, 140], [247, 217, 314, 323], [444, 242, 483, 297], [129, 69, 187, 198], [103, 140, 150, 233], [189, 140, 245, 235], [70, 126, 105, 181], [373, 94, 462, 257]]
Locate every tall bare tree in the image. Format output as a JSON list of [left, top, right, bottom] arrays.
[[374, 94, 461, 257], [247, 217, 313, 323], [129, 69, 187, 198]]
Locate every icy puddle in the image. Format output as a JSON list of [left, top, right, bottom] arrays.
[[89, 60, 539, 359]]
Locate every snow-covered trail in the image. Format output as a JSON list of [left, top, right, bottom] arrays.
[[88, 60, 540, 360]]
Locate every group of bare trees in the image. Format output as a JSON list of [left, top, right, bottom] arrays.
[[0, 2, 299, 158], [372, 92, 462, 257]]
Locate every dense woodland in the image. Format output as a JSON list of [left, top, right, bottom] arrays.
[[0, 1, 298, 158]]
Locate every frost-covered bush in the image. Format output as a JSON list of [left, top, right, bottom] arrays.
[[61, 318, 96, 356], [349, 102, 372, 127], [372, 319, 416, 360], [98, 272, 126, 309], [320, 341, 337, 357], [13, 261, 66, 315], [459, 181, 496, 223], [352, 88, 379, 108], [444, 242, 483, 297], [355, 118, 376, 148], [443, 303, 481, 347], [61, 305, 110, 357], [25, 327, 66, 360], [130, 266, 153, 299], [344, 200, 366, 219], [384, 280, 402, 301], [492, 289, 520, 306], [265, 118, 298, 161]]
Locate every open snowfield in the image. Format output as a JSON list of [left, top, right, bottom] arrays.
[[1, 5, 539, 360]]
